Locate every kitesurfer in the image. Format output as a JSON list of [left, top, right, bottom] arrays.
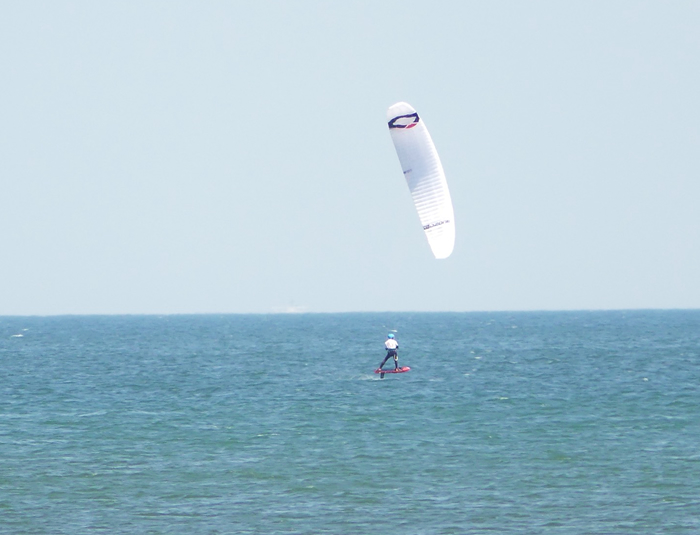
[[379, 333, 399, 371]]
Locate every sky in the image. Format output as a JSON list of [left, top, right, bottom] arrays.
[[1, 1, 699, 315]]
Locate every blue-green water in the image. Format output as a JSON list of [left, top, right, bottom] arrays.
[[2, 311, 700, 534]]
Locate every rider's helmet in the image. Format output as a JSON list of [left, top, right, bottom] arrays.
[[387, 333, 395, 339]]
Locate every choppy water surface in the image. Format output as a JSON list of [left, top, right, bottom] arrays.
[[2, 311, 699, 534]]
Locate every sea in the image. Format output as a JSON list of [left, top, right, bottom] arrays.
[[1, 310, 699, 534]]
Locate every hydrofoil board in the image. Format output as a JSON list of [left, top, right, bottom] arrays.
[[375, 366, 410, 376]]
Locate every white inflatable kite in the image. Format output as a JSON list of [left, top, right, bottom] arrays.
[[387, 102, 455, 259]]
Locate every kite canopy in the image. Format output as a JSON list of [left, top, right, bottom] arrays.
[[387, 102, 455, 259]]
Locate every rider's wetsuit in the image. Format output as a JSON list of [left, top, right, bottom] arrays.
[[379, 337, 399, 370]]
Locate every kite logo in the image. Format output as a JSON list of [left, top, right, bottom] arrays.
[[423, 220, 450, 230], [388, 112, 420, 129]]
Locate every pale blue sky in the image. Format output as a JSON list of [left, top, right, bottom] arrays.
[[2, 1, 699, 315]]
